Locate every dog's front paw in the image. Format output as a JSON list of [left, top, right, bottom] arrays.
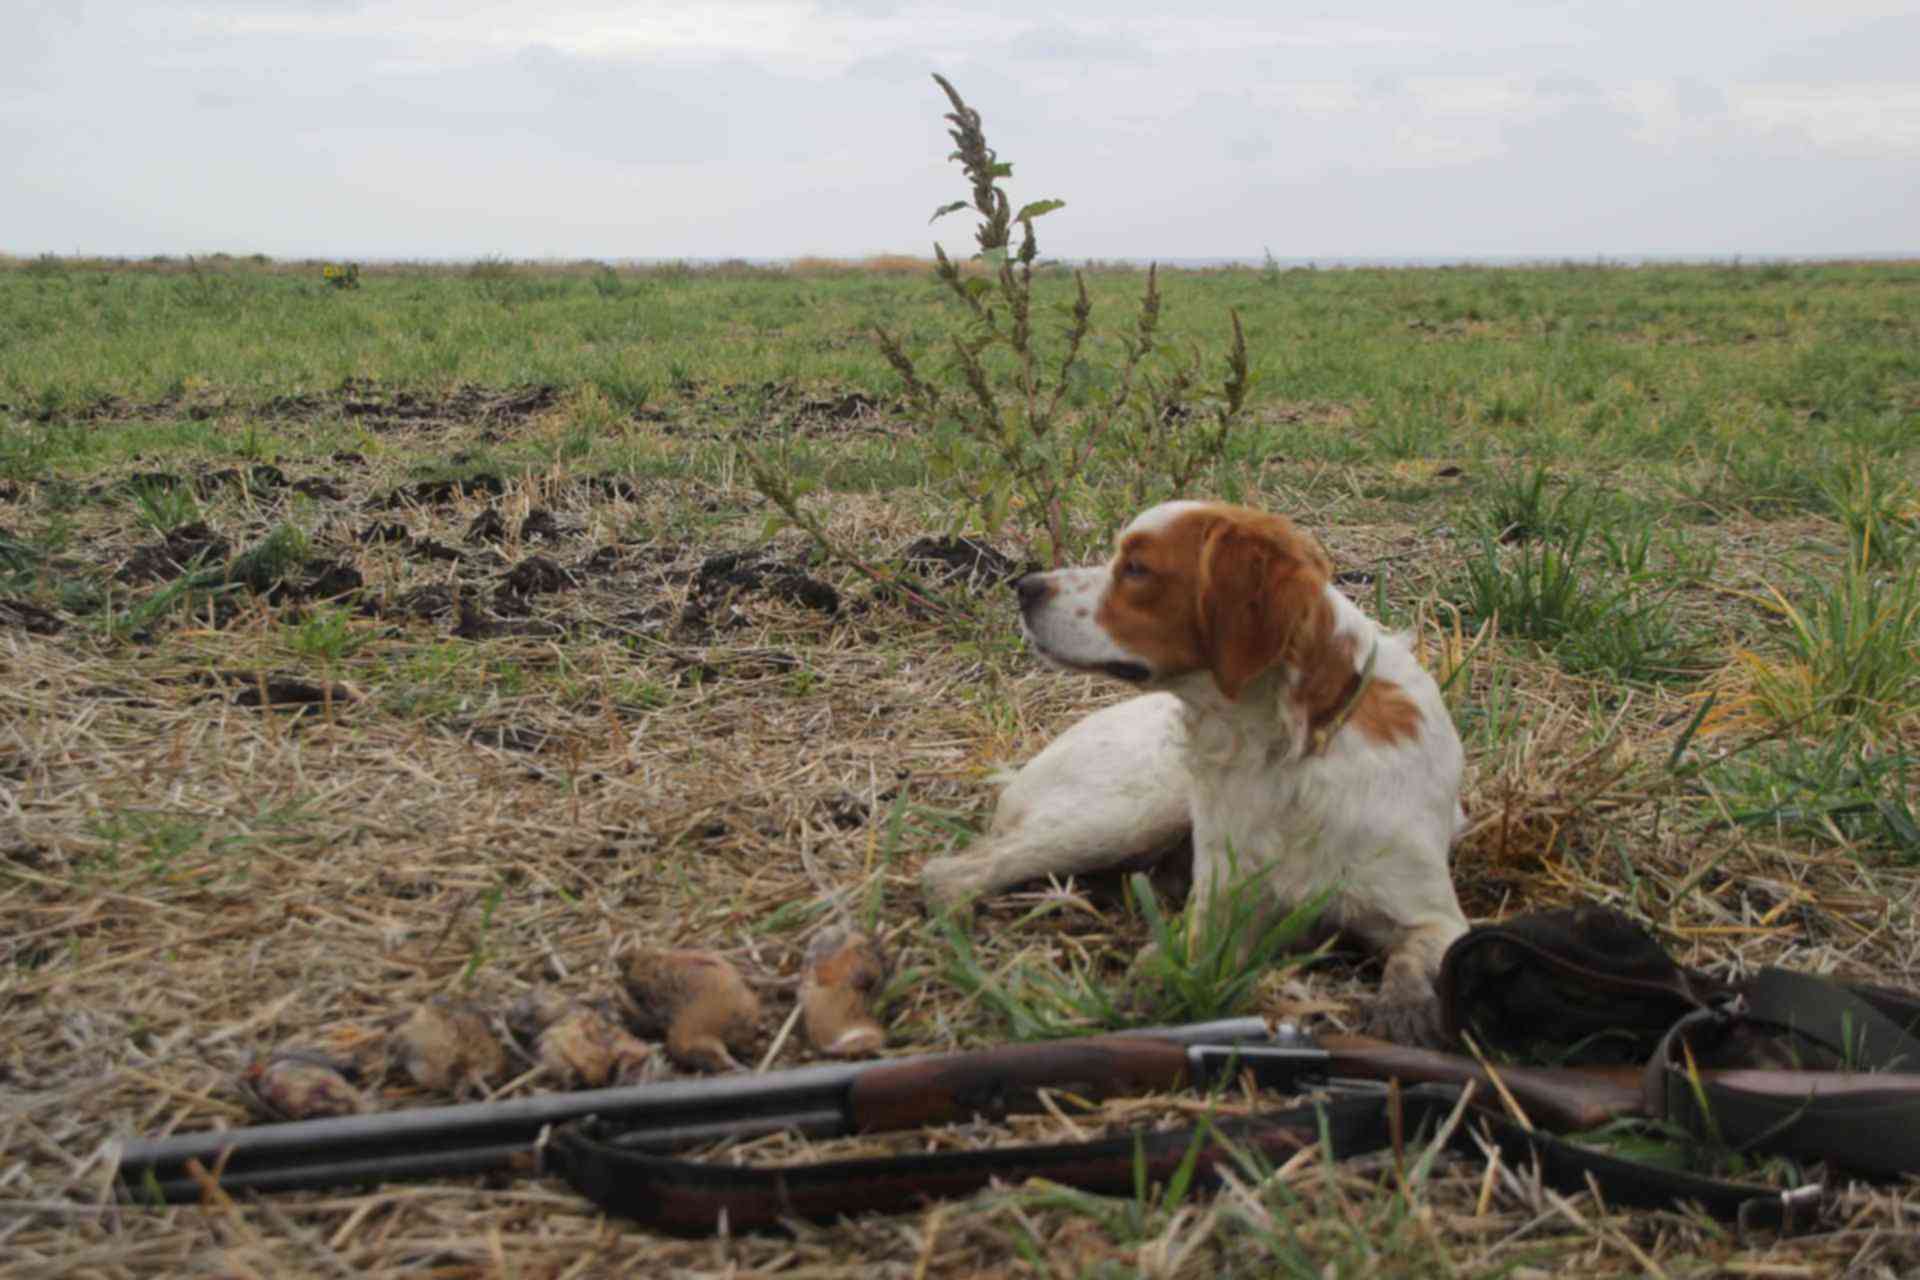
[[919, 856, 987, 916], [1360, 990, 1448, 1048]]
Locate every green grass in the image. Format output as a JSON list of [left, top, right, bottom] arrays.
[[936, 862, 1328, 1039], [1454, 481, 1713, 685], [1725, 545, 1920, 740], [5, 257, 1916, 488], [1821, 457, 1920, 566], [1717, 733, 1920, 861]]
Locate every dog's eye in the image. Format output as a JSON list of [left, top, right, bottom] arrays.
[[1119, 558, 1150, 580]]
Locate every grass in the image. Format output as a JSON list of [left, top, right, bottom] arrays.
[[934, 867, 1329, 1038], [1714, 544, 1920, 740], [1820, 456, 1920, 567], [1454, 479, 1714, 684], [1716, 732, 1920, 860], [2, 252, 1919, 1278]]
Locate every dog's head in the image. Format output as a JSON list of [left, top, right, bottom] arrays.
[[1016, 500, 1337, 701]]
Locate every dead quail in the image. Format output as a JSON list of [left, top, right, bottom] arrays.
[[242, 1050, 366, 1121], [508, 989, 653, 1089], [505, 987, 575, 1042], [309, 1022, 391, 1082], [390, 998, 506, 1096], [620, 949, 761, 1073], [800, 929, 888, 1058]]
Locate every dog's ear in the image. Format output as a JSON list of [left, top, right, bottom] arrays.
[[1197, 516, 1330, 701]]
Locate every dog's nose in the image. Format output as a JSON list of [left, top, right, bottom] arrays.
[[1014, 573, 1050, 613]]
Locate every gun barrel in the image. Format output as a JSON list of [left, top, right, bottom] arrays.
[[116, 1015, 1283, 1203]]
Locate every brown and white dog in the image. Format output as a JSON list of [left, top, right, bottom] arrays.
[[920, 500, 1470, 1043]]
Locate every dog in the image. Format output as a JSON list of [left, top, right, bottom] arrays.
[[920, 500, 1471, 1043]]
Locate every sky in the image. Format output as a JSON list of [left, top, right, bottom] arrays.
[[4, 1, 1917, 263]]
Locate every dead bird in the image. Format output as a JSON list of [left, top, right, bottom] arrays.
[[507, 989, 654, 1089], [242, 1050, 366, 1121], [799, 929, 888, 1058], [389, 998, 507, 1096], [620, 949, 761, 1073]]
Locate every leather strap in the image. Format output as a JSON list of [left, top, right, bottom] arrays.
[[547, 1085, 1811, 1236], [1738, 967, 1920, 1066], [1646, 971, 1920, 1179]]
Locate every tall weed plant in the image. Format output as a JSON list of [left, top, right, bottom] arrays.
[[754, 75, 1254, 570]]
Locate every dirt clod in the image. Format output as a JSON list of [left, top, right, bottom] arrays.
[[519, 508, 567, 542], [900, 536, 1023, 588], [229, 674, 363, 710], [499, 554, 573, 597], [464, 508, 507, 544], [0, 596, 64, 634], [116, 521, 230, 583]]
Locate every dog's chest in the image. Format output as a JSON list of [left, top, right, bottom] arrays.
[[1184, 751, 1354, 887]]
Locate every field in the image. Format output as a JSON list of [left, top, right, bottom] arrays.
[[4, 253, 1920, 1277]]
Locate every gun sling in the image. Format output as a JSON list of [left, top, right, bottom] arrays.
[[544, 1085, 1825, 1237]]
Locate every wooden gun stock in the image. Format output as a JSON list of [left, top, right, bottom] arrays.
[[1316, 1034, 1647, 1131], [847, 1031, 1649, 1136], [848, 1037, 1197, 1131]]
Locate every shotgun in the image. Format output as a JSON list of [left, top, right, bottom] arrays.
[[119, 1015, 1637, 1204], [119, 1015, 1904, 1212]]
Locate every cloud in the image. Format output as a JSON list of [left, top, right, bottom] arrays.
[[1670, 77, 1728, 119], [1730, 83, 1920, 157], [998, 25, 1150, 65], [1758, 12, 1920, 80], [2, 0, 1916, 258], [814, 0, 904, 15]]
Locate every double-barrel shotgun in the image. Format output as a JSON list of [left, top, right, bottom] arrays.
[[118, 1016, 1654, 1204]]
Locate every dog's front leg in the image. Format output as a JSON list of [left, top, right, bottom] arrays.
[[1364, 919, 1466, 1046], [921, 694, 1192, 913]]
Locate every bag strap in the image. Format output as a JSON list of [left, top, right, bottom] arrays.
[[1646, 975, 1920, 1179], [1738, 968, 1920, 1069]]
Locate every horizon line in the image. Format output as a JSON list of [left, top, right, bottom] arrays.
[[6, 250, 1918, 270]]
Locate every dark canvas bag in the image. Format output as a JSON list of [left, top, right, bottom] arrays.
[[1442, 903, 1920, 1180]]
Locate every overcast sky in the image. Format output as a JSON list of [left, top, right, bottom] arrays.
[[5, 1, 1917, 262]]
